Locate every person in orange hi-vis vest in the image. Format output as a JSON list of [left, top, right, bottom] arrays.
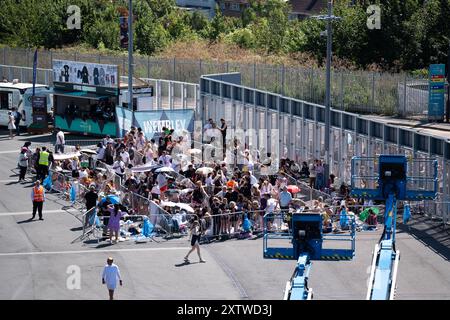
[[31, 180, 45, 220]]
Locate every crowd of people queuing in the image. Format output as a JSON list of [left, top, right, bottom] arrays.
[[17, 121, 379, 244]]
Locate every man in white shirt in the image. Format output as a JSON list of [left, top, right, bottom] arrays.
[[157, 172, 167, 189], [102, 257, 122, 300], [120, 148, 130, 167], [158, 151, 172, 167], [103, 135, 115, 147], [96, 143, 106, 163], [55, 128, 65, 154], [112, 156, 125, 179]]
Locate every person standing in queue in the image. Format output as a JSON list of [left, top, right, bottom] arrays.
[[18, 147, 29, 182], [31, 180, 45, 220], [38, 146, 50, 182], [102, 257, 122, 300], [55, 127, 65, 154], [84, 184, 99, 227]]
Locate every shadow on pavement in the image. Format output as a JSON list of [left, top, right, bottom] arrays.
[[17, 218, 35, 224], [175, 261, 198, 267], [5, 181, 20, 185], [398, 215, 450, 261], [70, 226, 83, 232]]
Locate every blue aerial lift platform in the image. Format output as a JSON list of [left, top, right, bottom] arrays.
[[263, 154, 437, 300], [263, 211, 356, 300], [351, 155, 438, 300]]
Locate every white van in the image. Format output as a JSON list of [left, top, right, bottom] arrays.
[[0, 80, 53, 127]]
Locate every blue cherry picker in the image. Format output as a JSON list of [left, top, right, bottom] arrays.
[[263, 155, 438, 300]]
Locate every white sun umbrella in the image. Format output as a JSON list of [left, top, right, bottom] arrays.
[[180, 188, 194, 194], [131, 163, 160, 173], [188, 148, 202, 155], [176, 202, 195, 213], [196, 167, 214, 175], [80, 149, 97, 155], [53, 152, 81, 161], [160, 201, 177, 208], [155, 167, 175, 173]]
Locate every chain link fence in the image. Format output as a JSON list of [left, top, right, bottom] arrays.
[[1, 46, 437, 118]]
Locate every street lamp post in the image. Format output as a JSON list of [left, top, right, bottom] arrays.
[[325, 1, 332, 171], [313, 1, 340, 178], [128, 0, 134, 112], [446, 42, 450, 123]]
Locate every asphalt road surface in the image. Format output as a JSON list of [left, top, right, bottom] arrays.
[[0, 130, 449, 300]]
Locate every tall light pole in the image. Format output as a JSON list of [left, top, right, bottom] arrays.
[[313, 1, 340, 174], [128, 0, 134, 112]]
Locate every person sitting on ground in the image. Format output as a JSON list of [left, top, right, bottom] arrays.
[[366, 209, 378, 230]]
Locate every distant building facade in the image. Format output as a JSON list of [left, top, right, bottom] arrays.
[[176, 0, 217, 19], [217, 0, 326, 19]]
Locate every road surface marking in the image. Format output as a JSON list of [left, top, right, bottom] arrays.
[[0, 150, 20, 154], [0, 247, 189, 257], [0, 209, 78, 217]]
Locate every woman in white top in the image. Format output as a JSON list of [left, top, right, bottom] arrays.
[[71, 157, 80, 178], [260, 180, 273, 198], [7, 112, 16, 139], [112, 156, 125, 180], [144, 143, 154, 164]]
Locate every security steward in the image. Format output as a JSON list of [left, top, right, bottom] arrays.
[[31, 180, 45, 220], [37, 146, 50, 182]]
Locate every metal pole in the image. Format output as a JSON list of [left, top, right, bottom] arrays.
[[325, 0, 333, 174], [128, 0, 134, 111], [446, 43, 450, 123], [403, 73, 407, 117], [253, 62, 256, 88]]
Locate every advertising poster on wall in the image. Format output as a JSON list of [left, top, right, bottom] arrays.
[[133, 109, 195, 140], [52, 60, 119, 95]]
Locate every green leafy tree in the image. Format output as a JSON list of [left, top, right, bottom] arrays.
[[134, 0, 170, 54], [248, 0, 290, 53], [84, 3, 120, 50], [224, 28, 256, 49]]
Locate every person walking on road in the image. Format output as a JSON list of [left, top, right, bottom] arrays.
[[18, 147, 29, 182], [102, 257, 122, 300], [55, 127, 65, 154], [107, 204, 126, 244], [31, 180, 45, 220], [184, 218, 206, 263]]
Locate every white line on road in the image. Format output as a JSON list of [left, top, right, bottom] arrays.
[[0, 150, 20, 154], [0, 247, 189, 257], [0, 179, 26, 183], [0, 209, 78, 217]]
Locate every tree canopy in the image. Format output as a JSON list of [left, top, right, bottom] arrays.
[[0, 0, 448, 71]]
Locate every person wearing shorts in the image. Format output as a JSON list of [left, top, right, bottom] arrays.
[[184, 219, 206, 263]]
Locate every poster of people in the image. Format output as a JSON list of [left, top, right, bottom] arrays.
[[52, 60, 119, 95]]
